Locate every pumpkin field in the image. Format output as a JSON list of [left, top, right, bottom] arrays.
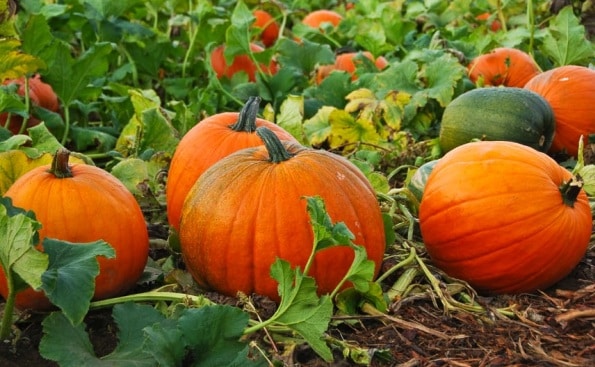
[[1, 0, 594, 366]]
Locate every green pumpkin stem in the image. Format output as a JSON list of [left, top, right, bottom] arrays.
[[256, 126, 294, 163], [229, 96, 262, 132], [49, 148, 73, 178], [559, 174, 584, 207]]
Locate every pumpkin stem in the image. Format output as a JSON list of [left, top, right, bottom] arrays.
[[559, 174, 584, 207], [229, 96, 261, 133], [256, 126, 294, 163], [48, 148, 73, 178]]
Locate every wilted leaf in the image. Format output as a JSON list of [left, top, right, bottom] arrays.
[[328, 109, 382, 150], [303, 106, 334, 146]]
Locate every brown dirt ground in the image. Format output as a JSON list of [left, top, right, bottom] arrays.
[[1, 223, 593, 367]]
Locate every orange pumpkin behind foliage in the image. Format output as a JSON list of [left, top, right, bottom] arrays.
[[316, 52, 388, 84], [0, 149, 149, 310], [419, 141, 592, 294], [467, 47, 540, 87], [524, 65, 595, 158], [0, 74, 60, 134], [252, 9, 280, 47], [210, 43, 278, 82], [302, 9, 343, 30]]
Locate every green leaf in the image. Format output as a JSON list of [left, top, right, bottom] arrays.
[[44, 42, 113, 105], [270, 259, 334, 362], [179, 305, 265, 367], [541, 6, 595, 66], [276, 95, 307, 145], [26, 122, 63, 157], [224, 1, 253, 59], [40, 303, 164, 366], [39, 312, 103, 367], [41, 239, 115, 325], [422, 53, 465, 107], [0, 84, 28, 118], [305, 196, 355, 252], [104, 302, 163, 363], [276, 38, 335, 76], [0, 198, 46, 292], [579, 165, 595, 196], [144, 319, 186, 367]]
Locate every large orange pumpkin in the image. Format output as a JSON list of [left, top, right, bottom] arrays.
[[419, 141, 592, 294], [467, 47, 540, 87], [0, 148, 149, 310], [0, 74, 60, 134], [166, 97, 297, 231], [179, 127, 386, 302], [316, 51, 389, 84], [524, 65, 595, 158], [210, 43, 278, 82]]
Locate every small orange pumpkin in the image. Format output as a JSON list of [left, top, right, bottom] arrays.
[[252, 9, 280, 47], [524, 65, 595, 158], [0, 148, 149, 310], [467, 47, 540, 87], [316, 51, 388, 84], [1, 74, 60, 134], [166, 97, 297, 231], [302, 9, 343, 30], [419, 141, 592, 294], [179, 127, 386, 302], [210, 43, 278, 82]]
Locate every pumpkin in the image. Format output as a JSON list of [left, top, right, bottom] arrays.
[[316, 51, 389, 84], [252, 9, 280, 47], [467, 47, 540, 87], [179, 127, 386, 302], [406, 159, 439, 203], [166, 96, 297, 231], [210, 43, 278, 82], [0, 74, 60, 135], [439, 87, 555, 153], [0, 148, 149, 310], [524, 65, 595, 158], [475, 12, 502, 32], [419, 141, 592, 294], [302, 9, 343, 30]]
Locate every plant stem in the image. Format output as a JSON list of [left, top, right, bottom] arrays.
[[229, 96, 261, 132], [375, 245, 416, 283], [60, 106, 71, 146], [0, 273, 16, 340], [560, 175, 584, 207], [89, 291, 214, 309], [255, 126, 294, 163], [48, 148, 73, 178], [17, 76, 31, 135]]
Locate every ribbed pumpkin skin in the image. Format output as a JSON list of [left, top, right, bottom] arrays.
[[467, 47, 540, 87], [166, 112, 297, 231], [524, 65, 595, 158], [179, 141, 386, 302], [0, 161, 149, 310], [419, 141, 592, 294]]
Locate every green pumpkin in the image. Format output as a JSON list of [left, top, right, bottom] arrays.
[[407, 159, 439, 202], [439, 87, 555, 153]]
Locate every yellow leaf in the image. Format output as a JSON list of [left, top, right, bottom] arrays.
[[328, 109, 382, 151], [0, 150, 86, 195]]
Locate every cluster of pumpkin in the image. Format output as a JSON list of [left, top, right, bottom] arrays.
[[167, 96, 386, 301], [415, 47, 594, 294], [211, 8, 388, 84]]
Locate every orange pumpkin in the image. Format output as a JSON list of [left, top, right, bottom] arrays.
[[210, 43, 278, 82], [166, 97, 297, 231], [1, 74, 60, 134], [179, 127, 386, 302], [252, 9, 280, 47], [467, 47, 540, 87], [419, 141, 592, 294], [0, 148, 149, 310], [302, 9, 343, 30], [524, 65, 595, 158], [316, 51, 388, 84]]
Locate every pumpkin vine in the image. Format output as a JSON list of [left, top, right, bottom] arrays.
[[256, 126, 294, 163]]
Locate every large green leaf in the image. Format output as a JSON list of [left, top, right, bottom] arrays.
[[541, 6, 595, 66]]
